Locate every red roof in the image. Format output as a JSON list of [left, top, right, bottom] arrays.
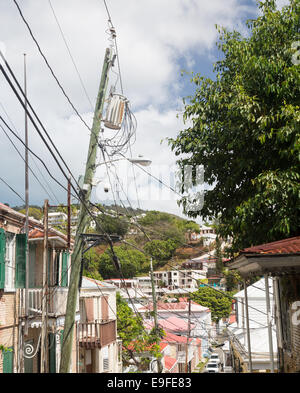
[[162, 331, 194, 344], [241, 236, 300, 255], [160, 342, 168, 351], [164, 356, 177, 371], [229, 314, 236, 324]]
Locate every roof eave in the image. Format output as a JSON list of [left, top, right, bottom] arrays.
[[228, 254, 300, 277]]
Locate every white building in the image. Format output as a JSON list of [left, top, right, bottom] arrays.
[[227, 277, 278, 372], [78, 277, 122, 373], [48, 212, 68, 226], [153, 269, 204, 290]]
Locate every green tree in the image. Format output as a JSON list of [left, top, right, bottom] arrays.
[[144, 239, 178, 266], [116, 293, 164, 371], [98, 245, 150, 279], [19, 207, 43, 220], [191, 286, 233, 322], [169, 0, 300, 254], [95, 214, 129, 237], [215, 237, 223, 274], [82, 248, 103, 281]]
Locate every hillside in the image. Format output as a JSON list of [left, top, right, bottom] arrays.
[[13, 203, 209, 278]]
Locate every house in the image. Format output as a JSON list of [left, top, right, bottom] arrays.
[[199, 225, 217, 246], [227, 236, 300, 373], [153, 269, 204, 290], [185, 253, 226, 289], [78, 277, 121, 373], [138, 298, 211, 356], [0, 203, 76, 373], [161, 332, 201, 373], [227, 277, 278, 373], [48, 212, 68, 227]]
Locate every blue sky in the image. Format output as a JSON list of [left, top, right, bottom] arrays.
[[0, 0, 290, 220]]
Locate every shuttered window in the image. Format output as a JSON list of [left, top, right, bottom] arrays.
[[49, 333, 56, 373], [84, 298, 94, 322], [0, 228, 6, 289], [101, 296, 109, 321], [2, 347, 13, 373], [15, 234, 27, 288]]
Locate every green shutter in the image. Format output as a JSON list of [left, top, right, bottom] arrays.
[[29, 244, 36, 288], [2, 347, 13, 373], [49, 333, 56, 373], [0, 228, 6, 289], [61, 252, 68, 287], [15, 234, 27, 288], [48, 248, 52, 286]]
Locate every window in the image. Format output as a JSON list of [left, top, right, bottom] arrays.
[[102, 346, 109, 372]]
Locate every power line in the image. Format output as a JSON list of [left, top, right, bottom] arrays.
[[13, 0, 92, 132], [0, 123, 57, 204], [0, 102, 61, 204], [0, 176, 25, 203], [47, 0, 94, 111]]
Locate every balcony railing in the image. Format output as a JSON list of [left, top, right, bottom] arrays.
[[28, 287, 79, 317], [78, 320, 116, 349]]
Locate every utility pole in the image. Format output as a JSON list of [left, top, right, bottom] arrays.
[[185, 297, 191, 373], [244, 279, 252, 373], [41, 199, 49, 373], [24, 53, 29, 336], [150, 258, 163, 373], [67, 177, 71, 250], [59, 48, 112, 373]]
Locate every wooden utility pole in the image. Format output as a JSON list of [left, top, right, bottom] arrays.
[[24, 53, 29, 336], [41, 200, 49, 373], [59, 48, 112, 373], [244, 279, 252, 373], [67, 177, 71, 250], [150, 258, 163, 373], [185, 297, 191, 373]]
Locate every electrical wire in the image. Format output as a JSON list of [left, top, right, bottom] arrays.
[[13, 0, 92, 133], [0, 123, 57, 204], [0, 102, 61, 204], [0, 176, 25, 203], [47, 0, 94, 111]]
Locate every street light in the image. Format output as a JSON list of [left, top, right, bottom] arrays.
[[95, 155, 152, 168]]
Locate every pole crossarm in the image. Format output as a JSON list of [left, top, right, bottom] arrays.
[[80, 233, 121, 254]]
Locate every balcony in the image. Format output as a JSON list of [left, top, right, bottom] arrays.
[[78, 320, 116, 349], [28, 287, 79, 317]]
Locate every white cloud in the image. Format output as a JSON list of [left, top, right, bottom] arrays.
[[0, 0, 257, 218]]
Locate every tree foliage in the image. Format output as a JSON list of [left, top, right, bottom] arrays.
[[94, 213, 129, 237], [191, 286, 233, 322], [144, 239, 178, 266], [168, 0, 300, 253], [116, 293, 164, 371], [97, 245, 150, 279]]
